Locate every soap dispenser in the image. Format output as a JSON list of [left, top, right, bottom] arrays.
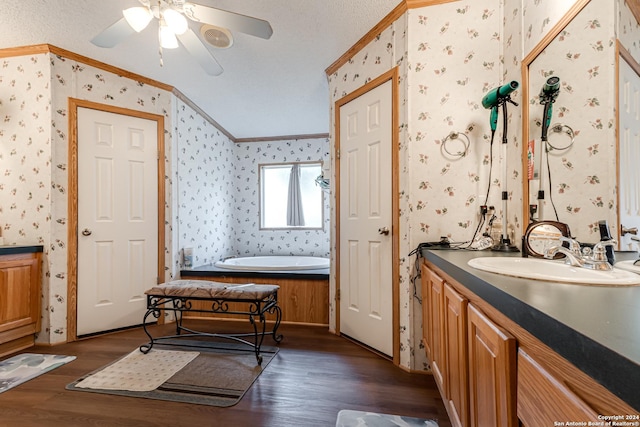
[[598, 220, 616, 265]]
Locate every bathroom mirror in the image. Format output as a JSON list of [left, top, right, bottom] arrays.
[[521, 0, 637, 244], [523, 220, 571, 258]]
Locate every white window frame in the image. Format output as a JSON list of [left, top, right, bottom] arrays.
[[258, 161, 324, 230]]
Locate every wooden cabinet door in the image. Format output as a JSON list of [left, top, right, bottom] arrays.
[[426, 268, 446, 394], [518, 348, 599, 426], [468, 304, 517, 427], [0, 254, 40, 334], [444, 283, 468, 427]]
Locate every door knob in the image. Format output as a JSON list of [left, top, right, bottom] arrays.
[[378, 227, 390, 236], [81, 228, 92, 236], [621, 225, 638, 236]]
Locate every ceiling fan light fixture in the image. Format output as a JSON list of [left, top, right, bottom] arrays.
[[200, 25, 234, 49], [122, 7, 153, 33], [163, 9, 188, 35], [159, 23, 179, 49]]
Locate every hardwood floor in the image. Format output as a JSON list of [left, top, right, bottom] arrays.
[[0, 320, 452, 427]]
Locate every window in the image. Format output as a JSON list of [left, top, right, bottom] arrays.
[[260, 162, 324, 229]]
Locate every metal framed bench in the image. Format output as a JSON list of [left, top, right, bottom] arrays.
[[139, 280, 283, 365]]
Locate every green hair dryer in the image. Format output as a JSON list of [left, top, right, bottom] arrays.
[[482, 81, 519, 131], [539, 76, 560, 142]]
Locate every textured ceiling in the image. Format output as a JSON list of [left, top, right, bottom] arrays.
[[0, 0, 400, 139]]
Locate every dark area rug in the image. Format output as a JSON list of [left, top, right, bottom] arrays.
[[66, 340, 278, 407]]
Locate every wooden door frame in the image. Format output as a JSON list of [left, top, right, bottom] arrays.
[[335, 67, 400, 365], [66, 98, 166, 341], [616, 42, 640, 242]]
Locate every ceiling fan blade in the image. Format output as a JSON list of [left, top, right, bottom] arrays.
[[91, 17, 136, 48], [184, 3, 273, 40], [177, 29, 224, 76]]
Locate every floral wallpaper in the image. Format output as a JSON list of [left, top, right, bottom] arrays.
[[407, 1, 504, 371], [618, 0, 640, 65], [1, 51, 175, 344], [0, 54, 53, 337], [504, 0, 526, 242], [175, 131, 331, 268], [408, 2, 504, 249], [174, 98, 235, 269], [233, 138, 330, 258], [523, 1, 577, 57], [527, 0, 617, 243]]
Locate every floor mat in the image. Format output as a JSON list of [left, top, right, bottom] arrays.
[[66, 340, 278, 407], [336, 409, 439, 427], [0, 353, 76, 394]]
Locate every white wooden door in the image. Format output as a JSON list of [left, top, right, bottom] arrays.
[[77, 107, 158, 336], [619, 57, 640, 250], [339, 80, 393, 356]]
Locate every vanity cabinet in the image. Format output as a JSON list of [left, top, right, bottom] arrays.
[[517, 348, 599, 426], [421, 258, 637, 426], [467, 304, 516, 427], [0, 251, 42, 357], [422, 263, 516, 427], [422, 268, 445, 391], [443, 283, 469, 427]]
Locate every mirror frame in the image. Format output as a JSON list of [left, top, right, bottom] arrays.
[[520, 0, 591, 232], [523, 220, 572, 258]]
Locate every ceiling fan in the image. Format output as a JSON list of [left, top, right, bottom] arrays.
[[91, 0, 273, 76]]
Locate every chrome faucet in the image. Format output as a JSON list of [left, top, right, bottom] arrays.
[[544, 236, 583, 267], [544, 237, 617, 271], [631, 235, 640, 266], [584, 239, 616, 271]]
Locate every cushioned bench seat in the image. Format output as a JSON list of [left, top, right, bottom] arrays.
[[145, 280, 280, 300], [140, 280, 282, 365]]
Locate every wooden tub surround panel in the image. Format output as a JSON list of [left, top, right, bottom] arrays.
[[182, 276, 329, 325]]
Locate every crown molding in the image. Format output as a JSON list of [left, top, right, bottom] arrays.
[[627, 0, 640, 25], [235, 133, 329, 143], [0, 44, 238, 139], [48, 44, 174, 91], [325, 0, 460, 76]]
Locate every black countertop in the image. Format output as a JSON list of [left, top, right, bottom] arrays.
[[0, 245, 44, 256], [422, 248, 640, 411], [181, 264, 329, 280]]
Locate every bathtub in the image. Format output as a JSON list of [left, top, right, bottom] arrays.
[[214, 255, 330, 271]]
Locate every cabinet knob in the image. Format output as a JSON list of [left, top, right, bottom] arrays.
[[81, 228, 92, 236]]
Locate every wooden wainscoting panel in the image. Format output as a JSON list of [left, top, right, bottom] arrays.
[[183, 276, 329, 325]]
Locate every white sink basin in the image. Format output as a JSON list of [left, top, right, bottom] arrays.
[[468, 257, 640, 286], [614, 259, 640, 275]]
